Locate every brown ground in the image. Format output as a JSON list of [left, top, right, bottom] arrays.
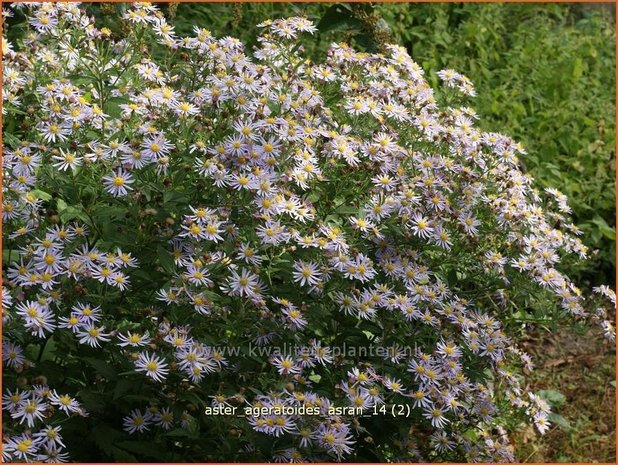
[[513, 325, 616, 462]]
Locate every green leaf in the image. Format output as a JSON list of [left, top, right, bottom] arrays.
[[3, 249, 13, 264], [164, 428, 199, 439], [104, 96, 130, 118], [113, 379, 135, 400], [110, 447, 137, 462], [94, 205, 126, 219], [590, 216, 616, 241], [116, 441, 168, 460], [317, 4, 360, 33], [56, 198, 68, 212], [247, 386, 264, 397], [59, 205, 90, 225], [539, 389, 566, 407], [157, 245, 176, 273], [549, 412, 571, 431], [39, 335, 57, 361], [362, 330, 376, 340], [572, 57, 583, 80], [77, 389, 107, 412], [163, 190, 188, 205], [3, 132, 21, 148], [336, 204, 359, 216], [91, 424, 125, 451], [82, 356, 117, 379], [31, 189, 52, 201]]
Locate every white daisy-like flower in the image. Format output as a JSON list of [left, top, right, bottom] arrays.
[[292, 260, 321, 287], [223, 268, 259, 297], [76, 325, 111, 348], [134, 352, 169, 382], [11, 396, 48, 427], [122, 408, 152, 434], [49, 391, 81, 415], [117, 331, 151, 348], [172, 100, 199, 117], [102, 168, 134, 197], [51, 149, 82, 171], [272, 355, 301, 376]]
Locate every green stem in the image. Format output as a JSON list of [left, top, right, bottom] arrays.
[[37, 337, 50, 363]]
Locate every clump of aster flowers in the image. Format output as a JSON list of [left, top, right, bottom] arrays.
[[2, 2, 614, 462]]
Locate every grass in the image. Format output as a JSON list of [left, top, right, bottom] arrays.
[[513, 326, 616, 462]]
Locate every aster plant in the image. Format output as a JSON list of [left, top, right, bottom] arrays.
[[1, 2, 615, 462]]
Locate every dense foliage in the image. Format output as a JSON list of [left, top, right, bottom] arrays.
[[108, 1, 616, 285], [1, 2, 615, 462]]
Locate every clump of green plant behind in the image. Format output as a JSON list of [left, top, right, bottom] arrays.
[[380, 2, 616, 285]]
